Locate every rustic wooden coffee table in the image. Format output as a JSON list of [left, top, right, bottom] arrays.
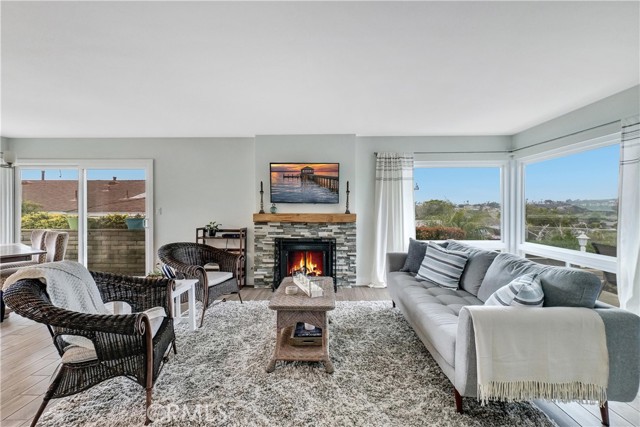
[[266, 276, 336, 374]]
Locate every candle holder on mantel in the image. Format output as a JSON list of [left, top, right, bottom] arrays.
[[259, 181, 265, 214], [345, 181, 351, 214]]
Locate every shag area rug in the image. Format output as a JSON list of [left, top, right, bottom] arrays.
[[39, 301, 555, 426]]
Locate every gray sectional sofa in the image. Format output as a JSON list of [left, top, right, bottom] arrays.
[[386, 240, 640, 426]]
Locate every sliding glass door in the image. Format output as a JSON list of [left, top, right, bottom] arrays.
[[17, 161, 153, 275], [85, 168, 148, 275]]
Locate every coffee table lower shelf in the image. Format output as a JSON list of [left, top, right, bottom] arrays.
[[266, 325, 333, 373]]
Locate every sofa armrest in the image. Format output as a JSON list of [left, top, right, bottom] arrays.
[[386, 252, 407, 274], [594, 307, 640, 401], [454, 307, 478, 397], [454, 306, 640, 402]]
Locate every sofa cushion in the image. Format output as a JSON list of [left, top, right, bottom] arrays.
[[484, 273, 544, 307], [445, 241, 498, 296], [539, 268, 602, 308], [400, 239, 429, 273], [389, 271, 483, 363], [416, 243, 468, 289], [477, 253, 548, 302]]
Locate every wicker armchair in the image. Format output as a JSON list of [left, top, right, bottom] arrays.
[[2, 271, 176, 426], [158, 242, 242, 327]]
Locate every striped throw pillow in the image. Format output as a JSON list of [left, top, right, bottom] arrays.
[[484, 273, 544, 307], [416, 243, 469, 289], [160, 263, 176, 279]]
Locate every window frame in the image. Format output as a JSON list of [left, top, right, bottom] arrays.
[[514, 133, 619, 274], [413, 160, 509, 251], [14, 159, 155, 274]]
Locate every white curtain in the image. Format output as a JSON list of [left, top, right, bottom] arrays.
[[370, 152, 415, 287], [618, 116, 640, 314], [0, 167, 15, 244]]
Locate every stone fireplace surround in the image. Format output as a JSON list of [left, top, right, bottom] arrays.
[[253, 214, 356, 288]]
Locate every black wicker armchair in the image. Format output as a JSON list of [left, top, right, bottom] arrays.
[[2, 271, 176, 426], [158, 242, 242, 327]]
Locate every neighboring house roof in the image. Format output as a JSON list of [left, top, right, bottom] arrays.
[[22, 179, 145, 214]]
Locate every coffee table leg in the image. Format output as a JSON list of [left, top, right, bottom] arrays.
[[266, 358, 276, 373], [324, 358, 334, 374], [267, 324, 281, 373]]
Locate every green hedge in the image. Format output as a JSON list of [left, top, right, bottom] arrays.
[[22, 213, 129, 229], [416, 226, 465, 240], [21, 212, 69, 229]]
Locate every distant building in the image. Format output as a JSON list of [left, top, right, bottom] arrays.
[[22, 178, 145, 215], [301, 166, 314, 175]]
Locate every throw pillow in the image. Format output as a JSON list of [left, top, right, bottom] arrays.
[[445, 240, 498, 296], [416, 243, 469, 289], [400, 239, 429, 273], [160, 263, 176, 279], [484, 273, 544, 307]]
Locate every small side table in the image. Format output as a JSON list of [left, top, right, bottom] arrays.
[[172, 279, 198, 331]]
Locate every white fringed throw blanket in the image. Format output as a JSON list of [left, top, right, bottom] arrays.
[[467, 306, 609, 406]]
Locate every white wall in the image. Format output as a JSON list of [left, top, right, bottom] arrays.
[[8, 137, 255, 271], [512, 85, 640, 156]]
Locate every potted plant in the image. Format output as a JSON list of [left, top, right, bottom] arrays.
[[125, 214, 145, 230], [146, 262, 164, 278], [205, 221, 221, 237]]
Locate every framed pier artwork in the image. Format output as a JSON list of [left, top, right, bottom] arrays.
[[270, 163, 339, 204]]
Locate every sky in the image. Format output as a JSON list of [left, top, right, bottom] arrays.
[[21, 169, 146, 180], [524, 145, 619, 202], [414, 167, 500, 205], [414, 145, 619, 205], [270, 163, 339, 174]]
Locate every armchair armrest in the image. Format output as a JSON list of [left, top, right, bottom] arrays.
[[201, 246, 241, 275], [3, 279, 145, 336], [91, 271, 173, 314], [4, 278, 165, 362]]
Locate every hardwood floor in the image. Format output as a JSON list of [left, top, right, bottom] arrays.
[[1, 287, 638, 426]]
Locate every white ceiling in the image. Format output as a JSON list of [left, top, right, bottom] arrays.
[[1, 1, 638, 138]]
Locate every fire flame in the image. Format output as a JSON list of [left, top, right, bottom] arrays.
[[289, 251, 322, 276]]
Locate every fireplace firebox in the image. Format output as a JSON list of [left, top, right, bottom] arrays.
[[274, 238, 337, 291]]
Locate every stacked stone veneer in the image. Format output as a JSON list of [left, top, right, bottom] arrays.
[[254, 222, 356, 288], [21, 229, 145, 276]]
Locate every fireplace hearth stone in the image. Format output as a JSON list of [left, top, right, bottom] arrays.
[[253, 221, 356, 289]]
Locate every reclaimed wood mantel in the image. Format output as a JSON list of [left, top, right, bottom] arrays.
[[252, 213, 356, 223]]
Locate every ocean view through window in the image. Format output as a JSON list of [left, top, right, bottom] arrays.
[[414, 167, 501, 241], [524, 144, 619, 253]]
